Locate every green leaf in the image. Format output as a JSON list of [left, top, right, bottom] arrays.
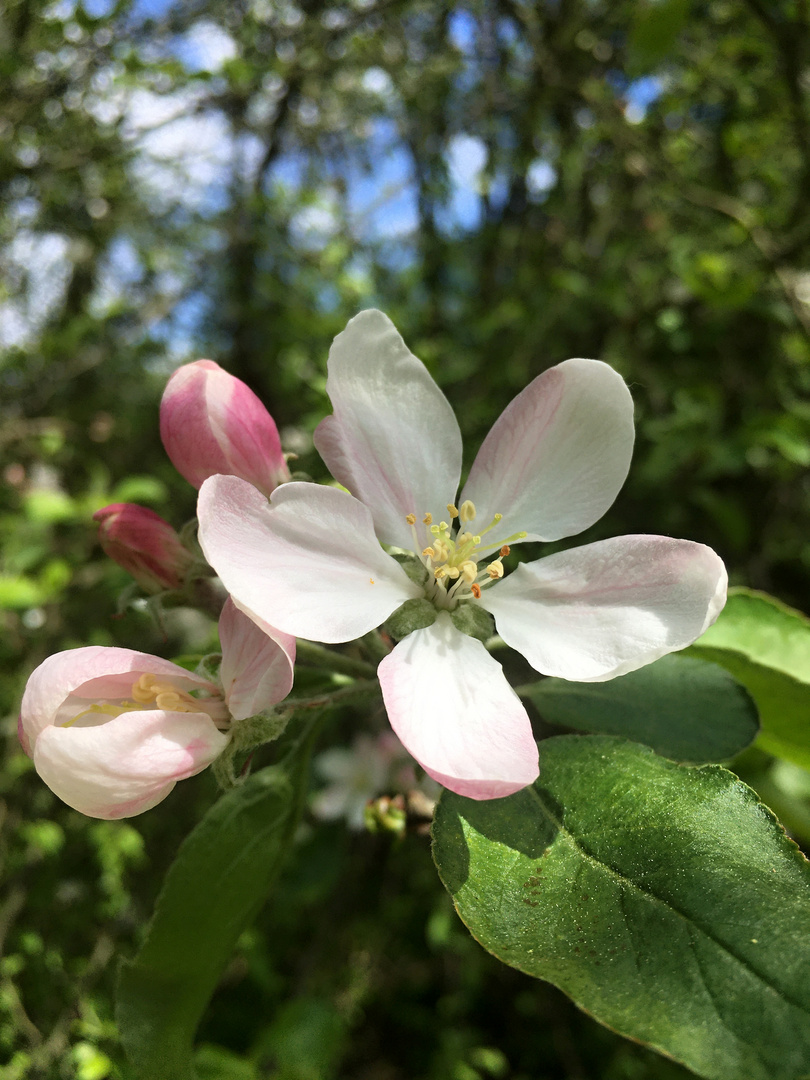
[[116, 719, 319, 1080], [523, 654, 758, 762], [689, 589, 810, 769], [433, 735, 810, 1080]]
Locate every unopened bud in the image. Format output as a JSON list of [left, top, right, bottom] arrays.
[[160, 360, 290, 497], [93, 503, 195, 593]]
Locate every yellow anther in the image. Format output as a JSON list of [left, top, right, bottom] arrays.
[[423, 513, 433, 525], [433, 539, 449, 562], [406, 513, 416, 525], [447, 504, 459, 519], [460, 561, 478, 583], [422, 546, 436, 559], [459, 500, 476, 523], [434, 566, 448, 580], [486, 559, 504, 580], [155, 690, 198, 714], [131, 674, 162, 703]]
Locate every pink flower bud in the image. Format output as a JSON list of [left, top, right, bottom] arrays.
[[18, 605, 296, 819], [160, 360, 290, 498], [93, 503, 195, 593]]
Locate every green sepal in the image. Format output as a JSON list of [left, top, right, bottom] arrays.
[[213, 708, 292, 789], [390, 552, 430, 587], [384, 597, 437, 639], [450, 601, 495, 642]]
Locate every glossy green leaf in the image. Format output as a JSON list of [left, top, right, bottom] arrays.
[[116, 720, 319, 1080], [433, 735, 810, 1080], [689, 589, 810, 769], [523, 654, 758, 762]]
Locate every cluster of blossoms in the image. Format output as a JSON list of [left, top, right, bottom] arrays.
[[19, 310, 727, 818]]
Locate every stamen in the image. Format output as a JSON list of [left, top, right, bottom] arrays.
[[446, 504, 459, 519], [422, 513, 433, 525], [406, 513, 416, 525], [500, 545, 511, 557], [459, 500, 476, 523], [486, 559, 504, 580], [471, 583, 482, 599], [422, 547, 436, 560], [460, 561, 477, 583]]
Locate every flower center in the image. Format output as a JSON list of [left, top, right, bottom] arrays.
[[62, 673, 229, 728], [405, 501, 526, 609]]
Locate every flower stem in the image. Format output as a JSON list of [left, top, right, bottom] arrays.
[[295, 640, 377, 679], [286, 678, 380, 711]]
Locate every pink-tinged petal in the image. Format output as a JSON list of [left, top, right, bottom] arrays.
[[480, 535, 728, 682], [218, 598, 295, 721], [313, 310, 462, 550], [33, 709, 228, 819], [378, 613, 539, 800], [160, 360, 290, 498], [93, 503, 195, 593], [20, 647, 214, 747], [460, 358, 635, 552], [198, 475, 422, 643]]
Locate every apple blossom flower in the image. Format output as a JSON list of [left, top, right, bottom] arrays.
[[196, 310, 727, 801], [311, 731, 440, 830], [19, 599, 295, 820], [93, 503, 196, 593], [160, 359, 290, 497]]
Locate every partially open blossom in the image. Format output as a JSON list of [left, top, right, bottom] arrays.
[[19, 599, 295, 819], [93, 503, 195, 593], [160, 359, 290, 497], [198, 310, 727, 802]]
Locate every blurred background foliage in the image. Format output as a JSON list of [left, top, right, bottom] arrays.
[[2, 0, 810, 1076]]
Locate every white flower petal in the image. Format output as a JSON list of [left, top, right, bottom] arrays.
[[480, 535, 727, 682], [378, 613, 539, 799], [198, 475, 422, 643], [313, 310, 462, 549], [460, 358, 635, 551], [217, 598, 295, 721], [33, 709, 228, 819]]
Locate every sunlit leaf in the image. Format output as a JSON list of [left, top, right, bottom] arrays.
[[689, 589, 810, 769], [523, 653, 758, 762]]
